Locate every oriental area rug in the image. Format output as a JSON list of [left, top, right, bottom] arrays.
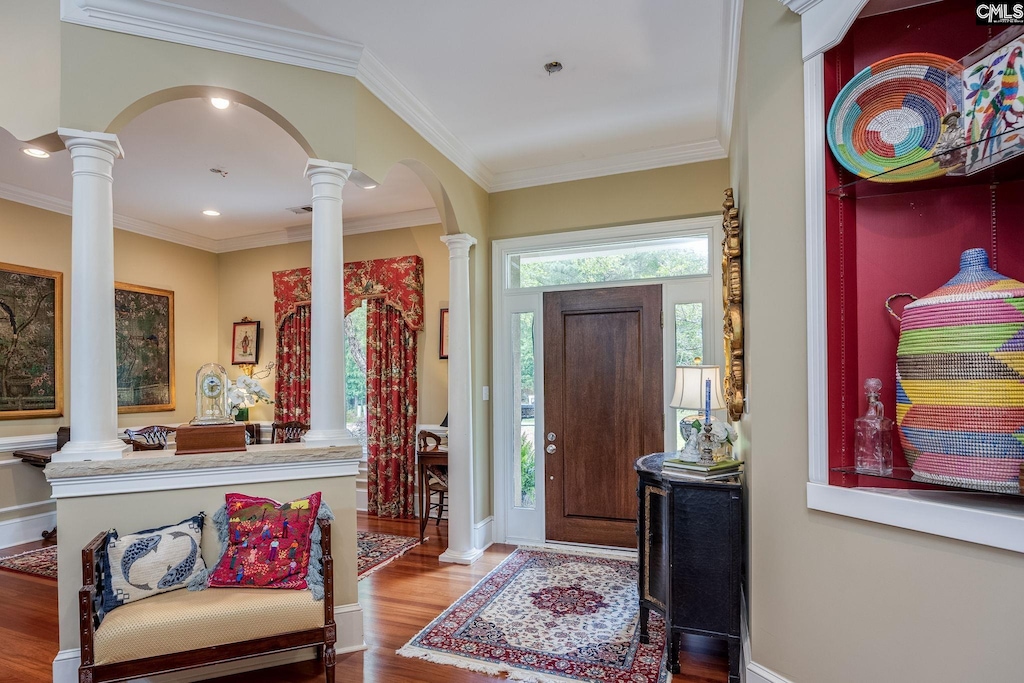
[[0, 545, 58, 580], [357, 531, 422, 579], [398, 548, 668, 683]]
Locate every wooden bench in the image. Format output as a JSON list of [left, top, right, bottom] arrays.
[[78, 519, 337, 683]]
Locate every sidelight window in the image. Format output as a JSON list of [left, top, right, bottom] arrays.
[[511, 312, 537, 509]]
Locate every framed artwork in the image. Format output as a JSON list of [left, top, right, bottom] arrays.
[[963, 27, 1024, 174], [232, 320, 260, 365], [0, 262, 63, 419], [439, 308, 450, 360], [115, 282, 175, 413]]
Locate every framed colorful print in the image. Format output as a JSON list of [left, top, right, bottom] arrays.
[[439, 308, 450, 360], [963, 27, 1024, 174], [231, 320, 260, 365], [115, 282, 175, 414], [0, 262, 63, 419]]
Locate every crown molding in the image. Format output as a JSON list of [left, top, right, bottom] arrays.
[[488, 138, 729, 193], [0, 181, 219, 251], [716, 0, 743, 151], [778, 0, 871, 60], [58, 0, 740, 193], [779, 0, 827, 13], [60, 0, 362, 75], [355, 50, 494, 190], [0, 182, 440, 254]]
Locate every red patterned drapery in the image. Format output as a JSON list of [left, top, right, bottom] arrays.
[[365, 300, 418, 517], [272, 256, 424, 518]]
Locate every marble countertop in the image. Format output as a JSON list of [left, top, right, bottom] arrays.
[[45, 442, 363, 480]]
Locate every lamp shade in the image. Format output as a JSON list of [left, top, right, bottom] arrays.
[[669, 365, 726, 411]]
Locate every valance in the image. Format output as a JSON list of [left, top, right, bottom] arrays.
[[273, 255, 425, 331]]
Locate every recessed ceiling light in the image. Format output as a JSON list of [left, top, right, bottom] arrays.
[[202, 209, 221, 216], [544, 61, 563, 75], [210, 97, 231, 110], [363, 183, 378, 190], [22, 148, 50, 158]]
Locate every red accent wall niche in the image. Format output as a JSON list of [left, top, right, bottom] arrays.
[[824, 0, 1024, 489]]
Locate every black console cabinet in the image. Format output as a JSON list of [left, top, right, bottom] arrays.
[[636, 452, 744, 682]]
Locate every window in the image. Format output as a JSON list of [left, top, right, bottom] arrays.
[[507, 235, 709, 289], [673, 302, 705, 450], [345, 300, 367, 446], [512, 312, 536, 509]]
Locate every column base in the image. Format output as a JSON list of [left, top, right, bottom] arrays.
[[439, 546, 484, 565], [301, 429, 360, 448], [51, 439, 131, 462]]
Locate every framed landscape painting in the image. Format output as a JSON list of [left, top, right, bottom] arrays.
[[115, 282, 175, 413], [0, 263, 62, 419]]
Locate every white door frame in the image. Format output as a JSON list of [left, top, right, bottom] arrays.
[[491, 216, 724, 545]]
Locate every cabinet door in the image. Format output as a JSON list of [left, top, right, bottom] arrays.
[[670, 486, 740, 637], [640, 482, 668, 611]]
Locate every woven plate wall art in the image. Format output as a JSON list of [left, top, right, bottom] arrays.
[[828, 52, 961, 182]]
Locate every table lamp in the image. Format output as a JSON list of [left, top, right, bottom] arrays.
[[669, 365, 725, 459]]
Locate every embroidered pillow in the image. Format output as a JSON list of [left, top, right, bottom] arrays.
[[102, 513, 206, 614], [209, 491, 322, 589]]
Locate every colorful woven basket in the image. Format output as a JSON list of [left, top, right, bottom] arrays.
[[828, 52, 960, 182], [892, 248, 1024, 493]]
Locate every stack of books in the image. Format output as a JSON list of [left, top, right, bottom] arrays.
[[662, 457, 743, 481]]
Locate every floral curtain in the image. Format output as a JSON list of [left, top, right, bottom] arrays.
[[365, 300, 418, 517], [274, 305, 311, 423], [272, 256, 424, 517]]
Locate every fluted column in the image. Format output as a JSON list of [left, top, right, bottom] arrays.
[[53, 129, 129, 463], [439, 232, 482, 565], [302, 159, 357, 447]]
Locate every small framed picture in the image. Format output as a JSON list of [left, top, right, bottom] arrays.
[[439, 308, 449, 360], [232, 320, 260, 365]]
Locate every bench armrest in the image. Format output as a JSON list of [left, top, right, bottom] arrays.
[[80, 530, 106, 668]]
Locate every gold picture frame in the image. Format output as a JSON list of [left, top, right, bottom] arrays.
[[722, 188, 744, 422], [0, 262, 63, 420], [115, 282, 175, 414]]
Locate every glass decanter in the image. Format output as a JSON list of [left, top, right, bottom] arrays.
[[854, 377, 893, 476]]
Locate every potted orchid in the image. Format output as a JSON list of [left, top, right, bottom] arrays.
[[227, 374, 273, 421]]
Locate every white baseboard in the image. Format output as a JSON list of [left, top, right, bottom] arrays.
[[747, 662, 795, 683], [474, 515, 493, 551], [52, 602, 366, 683], [0, 509, 56, 550]]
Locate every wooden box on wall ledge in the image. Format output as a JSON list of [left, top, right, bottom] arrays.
[[175, 424, 247, 455]]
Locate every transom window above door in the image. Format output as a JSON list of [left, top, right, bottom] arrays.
[[506, 235, 709, 289]]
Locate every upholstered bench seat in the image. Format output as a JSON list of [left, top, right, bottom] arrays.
[[94, 588, 325, 664]]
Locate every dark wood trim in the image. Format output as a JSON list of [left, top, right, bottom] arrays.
[[79, 519, 336, 682]]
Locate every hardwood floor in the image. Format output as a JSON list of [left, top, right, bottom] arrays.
[[0, 514, 729, 682]]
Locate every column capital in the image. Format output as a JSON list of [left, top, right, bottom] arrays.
[[304, 158, 353, 184], [441, 232, 477, 258], [57, 128, 124, 159]]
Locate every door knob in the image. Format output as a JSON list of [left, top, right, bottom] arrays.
[[547, 432, 556, 442], [545, 444, 557, 454]]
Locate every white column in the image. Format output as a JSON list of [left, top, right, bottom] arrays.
[[302, 159, 358, 447], [439, 233, 482, 565], [53, 129, 130, 462]]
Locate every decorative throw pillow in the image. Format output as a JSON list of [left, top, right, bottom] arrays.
[[101, 513, 206, 614], [208, 491, 322, 589]]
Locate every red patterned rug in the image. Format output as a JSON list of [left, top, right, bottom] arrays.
[[357, 531, 421, 579], [398, 548, 668, 682], [0, 545, 57, 580]]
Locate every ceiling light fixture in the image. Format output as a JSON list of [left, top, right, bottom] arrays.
[[362, 182, 378, 190], [210, 97, 231, 110], [544, 61, 563, 75], [202, 209, 221, 216], [22, 148, 50, 158]]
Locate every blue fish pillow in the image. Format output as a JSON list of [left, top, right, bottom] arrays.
[[101, 513, 206, 614]]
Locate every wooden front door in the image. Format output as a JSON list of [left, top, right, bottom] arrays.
[[543, 285, 663, 548]]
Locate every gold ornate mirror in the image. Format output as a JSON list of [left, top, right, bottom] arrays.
[[722, 188, 744, 422]]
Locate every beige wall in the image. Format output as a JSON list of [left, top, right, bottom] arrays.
[[488, 160, 730, 241], [736, 1, 1024, 681], [0, 0, 60, 143], [55, 474, 357, 648], [216, 225, 450, 425]]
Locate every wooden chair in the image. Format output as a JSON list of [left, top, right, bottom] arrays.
[[272, 421, 309, 443], [418, 431, 448, 527], [124, 426, 176, 451]]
